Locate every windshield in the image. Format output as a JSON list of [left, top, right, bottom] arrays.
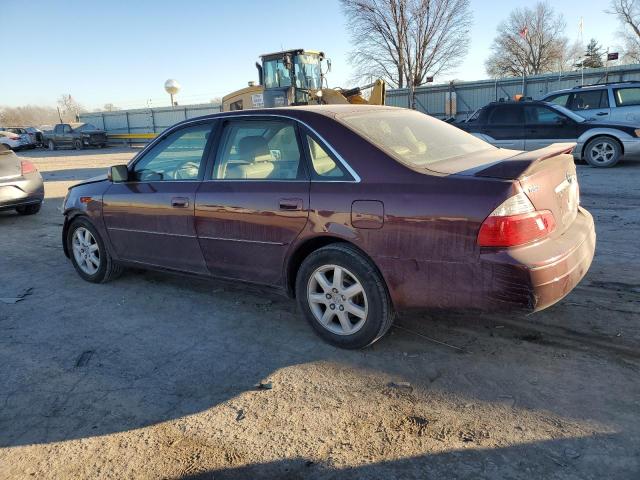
[[339, 109, 495, 168], [294, 54, 321, 89], [549, 104, 585, 123]]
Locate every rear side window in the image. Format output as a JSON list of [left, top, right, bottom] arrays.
[[213, 120, 304, 180], [614, 87, 640, 106], [488, 105, 524, 124], [546, 93, 570, 107], [338, 109, 494, 168], [570, 90, 609, 110]]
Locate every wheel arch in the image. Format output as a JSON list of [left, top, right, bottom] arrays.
[[580, 133, 624, 160], [62, 210, 90, 258], [285, 235, 391, 304]]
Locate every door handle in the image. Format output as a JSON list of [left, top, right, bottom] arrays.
[[171, 197, 189, 208], [279, 198, 303, 211], [596, 112, 608, 116]]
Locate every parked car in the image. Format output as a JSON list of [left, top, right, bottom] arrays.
[[0, 144, 44, 215], [456, 100, 640, 167], [1, 127, 39, 148], [42, 123, 107, 151], [62, 106, 595, 348], [541, 81, 640, 123], [0, 131, 28, 151]]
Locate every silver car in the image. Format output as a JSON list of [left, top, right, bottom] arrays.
[[541, 82, 640, 123]]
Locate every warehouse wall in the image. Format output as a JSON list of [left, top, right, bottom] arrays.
[[80, 103, 221, 136]]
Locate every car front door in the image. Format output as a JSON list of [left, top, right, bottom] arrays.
[[611, 87, 640, 123], [195, 117, 309, 285], [481, 104, 525, 150], [568, 89, 610, 121], [524, 105, 578, 151], [102, 121, 215, 273]]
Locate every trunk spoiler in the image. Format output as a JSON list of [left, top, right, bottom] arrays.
[[473, 143, 575, 180]]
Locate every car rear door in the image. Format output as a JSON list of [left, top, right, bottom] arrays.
[[568, 89, 611, 121], [524, 105, 578, 151], [194, 117, 310, 286], [102, 121, 216, 273], [610, 87, 640, 123], [481, 104, 525, 150]]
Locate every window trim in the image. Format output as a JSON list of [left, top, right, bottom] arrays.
[[126, 119, 218, 183]]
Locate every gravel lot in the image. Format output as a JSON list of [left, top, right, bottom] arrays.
[[1, 147, 639, 479]]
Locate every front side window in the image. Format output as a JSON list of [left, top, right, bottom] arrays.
[[213, 120, 304, 180], [488, 105, 524, 124], [570, 90, 608, 110], [525, 106, 566, 124], [263, 59, 292, 89], [133, 123, 213, 181], [305, 134, 350, 179], [614, 87, 640, 106], [338, 109, 494, 168]]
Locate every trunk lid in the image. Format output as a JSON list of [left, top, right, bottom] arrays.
[[0, 149, 22, 180], [429, 143, 579, 235]]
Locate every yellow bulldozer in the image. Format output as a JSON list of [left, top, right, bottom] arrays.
[[221, 49, 385, 111]]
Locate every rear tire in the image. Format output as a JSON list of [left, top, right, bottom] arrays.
[[16, 203, 41, 215], [47, 140, 56, 151], [584, 136, 621, 168], [66, 217, 123, 283], [295, 243, 394, 349]]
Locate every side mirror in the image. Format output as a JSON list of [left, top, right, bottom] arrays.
[[108, 164, 129, 182]]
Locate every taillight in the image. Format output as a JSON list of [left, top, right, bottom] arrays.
[[478, 192, 555, 247], [21, 160, 37, 175]]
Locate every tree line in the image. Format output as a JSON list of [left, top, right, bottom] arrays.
[[341, 0, 640, 89]]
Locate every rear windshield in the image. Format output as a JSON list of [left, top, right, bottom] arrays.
[[337, 109, 494, 168]]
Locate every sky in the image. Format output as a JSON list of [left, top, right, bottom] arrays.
[[0, 0, 623, 110]]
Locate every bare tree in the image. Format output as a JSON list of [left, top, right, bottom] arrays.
[[340, 0, 472, 90], [485, 2, 568, 78], [103, 103, 120, 112], [57, 94, 86, 122], [609, 0, 640, 62]]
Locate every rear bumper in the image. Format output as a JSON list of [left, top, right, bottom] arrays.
[[479, 207, 595, 312], [0, 174, 45, 210]]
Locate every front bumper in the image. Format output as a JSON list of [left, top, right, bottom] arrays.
[[0, 173, 45, 210]]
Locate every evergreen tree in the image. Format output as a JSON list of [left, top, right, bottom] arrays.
[[583, 39, 604, 68]]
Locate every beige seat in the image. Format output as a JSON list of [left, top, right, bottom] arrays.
[[225, 136, 275, 179]]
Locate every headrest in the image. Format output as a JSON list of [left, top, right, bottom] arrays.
[[238, 135, 269, 159]]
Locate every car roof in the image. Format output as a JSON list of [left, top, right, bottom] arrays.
[[543, 81, 640, 96]]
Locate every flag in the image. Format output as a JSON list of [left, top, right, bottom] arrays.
[[608, 52, 619, 61], [519, 26, 528, 38]]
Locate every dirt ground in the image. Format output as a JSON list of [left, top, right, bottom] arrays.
[[1, 147, 639, 479]]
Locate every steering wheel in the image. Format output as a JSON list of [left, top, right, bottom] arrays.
[[173, 161, 200, 180]]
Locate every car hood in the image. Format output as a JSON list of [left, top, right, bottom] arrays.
[[71, 174, 108, 188], [76, 129, 106, 134]]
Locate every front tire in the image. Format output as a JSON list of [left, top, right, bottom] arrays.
[[584, 136, 621, 167], [47, 140, 56, 151], [295, 243, 394, 349], [67, 217, 122, 283], [74, 139, 83, 150], [16, 203, 41, 215]]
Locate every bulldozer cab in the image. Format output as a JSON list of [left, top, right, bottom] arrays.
[[259, 49, 325, 107]]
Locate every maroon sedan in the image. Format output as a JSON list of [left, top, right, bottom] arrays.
[[62, 105, 595, 348]]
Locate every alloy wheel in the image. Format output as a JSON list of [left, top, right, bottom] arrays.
[[589, 140, 616, 165], [72, 227, 101, 275], [307, 264, 368, 335]]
